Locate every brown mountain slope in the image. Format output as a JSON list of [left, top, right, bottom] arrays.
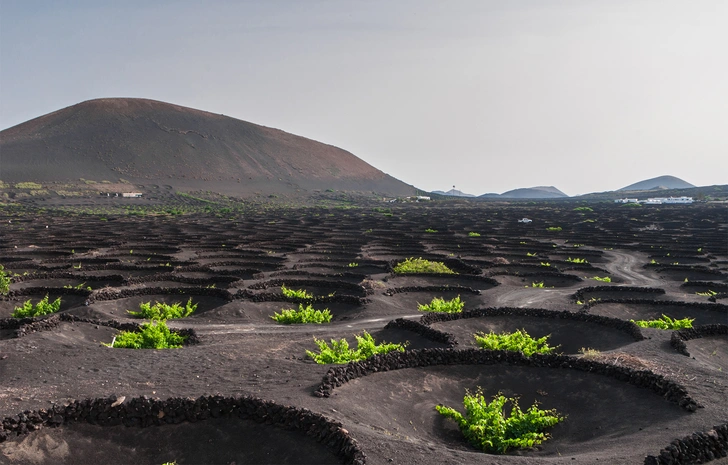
[[0, 98, 413, 195]]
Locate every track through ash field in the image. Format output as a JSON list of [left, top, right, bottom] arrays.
[[0, 201, 727, 465]]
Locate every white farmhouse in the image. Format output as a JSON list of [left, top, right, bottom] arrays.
[[661, 196, 693, 204], [643, 196, 693, 205]]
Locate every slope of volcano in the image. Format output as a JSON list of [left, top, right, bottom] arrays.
[[0, 98, 413, 196]]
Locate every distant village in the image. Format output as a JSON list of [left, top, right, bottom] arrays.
[[614, 196, 693, 205], [99, 192, 143, 198], [382, 195, 698, 205]]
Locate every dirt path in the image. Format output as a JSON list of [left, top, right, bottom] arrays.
[[602, 249, 660, 286], [493, 287, 576, 307], [181, 313, 422, 336]]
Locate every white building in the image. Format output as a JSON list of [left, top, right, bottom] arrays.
[[614, 198, 639, 203], [643, 196, 693, 205], [661, 196, 693, 204], [518, 218, 533, 223]]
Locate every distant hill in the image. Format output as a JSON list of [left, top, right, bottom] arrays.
[[618, 175, 694, 192], [0, 98, 413, 196], [577, 184, 728, 201], [431, 189, 475, 197], [496, 186, 568, 199]]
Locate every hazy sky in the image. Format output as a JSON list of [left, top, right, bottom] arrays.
[[1, 0, 726, 195]]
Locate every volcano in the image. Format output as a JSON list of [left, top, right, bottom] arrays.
[[0, 98, 413, 196]]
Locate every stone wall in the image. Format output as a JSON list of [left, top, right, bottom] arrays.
[[0, 313, 199, 344], [645, 423, 728, 464], [313, 348, 699, 414], [90, 286, 233, 303], [573, 286, 665, 302], [248, 278, 366, 294], [584, 299, 728, 313], [418, 307, 645, 341], [0, 395, 366, 465], [670, 324, 728, 356], [383, 319, 457, 347], [383, 285, 482, 296], [233, 289, 367, 305], [6, 286, 92, 298]]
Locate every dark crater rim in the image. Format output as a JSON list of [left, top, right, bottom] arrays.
[[0, 313, 200, 345], [313, 348, 700, 415], [0, 395, 366, 465], [573, 286, 666, 301], [420, 306, 644, 341], [669, 324, 728, 356], [645, 423, 728, 465]]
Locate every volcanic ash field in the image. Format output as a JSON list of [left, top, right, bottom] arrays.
[[0, 202, 726, 465]]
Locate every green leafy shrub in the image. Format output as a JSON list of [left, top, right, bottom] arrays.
[[531, 282, 545, 288], [546, 226, 562, 232], [106, 320, 187, 349], [271, 304, 332, 324], [468, 232, 481, 237], [631, 314, 694, 330], [436, 388, 565, 453], [393, 257, 455, 274], [540, 262, 551, 267], [0, 265, 10, 295], [63, 282, 92, 291], [128, 298, 197, 319], [474, 329, 557, 356], [425, 228, 438, 233], [281, 285, 313, 299], [573, 206, 593, 212], [418, 295, 464, 313], [566, 257, 588, 264], [696, 290, 717, 297], [12, 294, 62, 318], [14, 182, 43, 189], [591, 276, 611, 282], [306, 331, 406, 364], [347, 262, 359, 267]]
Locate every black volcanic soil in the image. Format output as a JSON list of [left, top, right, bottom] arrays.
[[1, 201, 727, 465]]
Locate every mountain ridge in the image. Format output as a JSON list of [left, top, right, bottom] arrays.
[[468, 185, 568, 199]]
